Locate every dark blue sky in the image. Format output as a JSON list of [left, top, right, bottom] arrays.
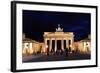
[[23, 10, 91, 42]]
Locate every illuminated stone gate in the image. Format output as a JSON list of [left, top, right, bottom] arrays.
[[43, 24, 75, 52]]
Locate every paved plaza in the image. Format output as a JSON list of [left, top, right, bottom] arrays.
[[23, 52, 90, 63]]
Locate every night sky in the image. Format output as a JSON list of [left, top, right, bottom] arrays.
[[23, 10, 91, 42]]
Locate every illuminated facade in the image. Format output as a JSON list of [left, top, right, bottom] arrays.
[[74, 38, 91, 54], [77, 39, 91, 53], [22, 35, 46, 56]]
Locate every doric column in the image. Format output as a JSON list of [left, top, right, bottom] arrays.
[[61, 39, 64, 51], [55, 39, 57, 52], [44, 38, 47, 46], [44, 38, 47, 52], [70, 38, 74, 51], [29, 43, 33, 54], [66, 39, 69, 49], [83, 42, 86, 52], [49, 39, 52, 52]]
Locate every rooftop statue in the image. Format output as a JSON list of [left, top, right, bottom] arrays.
[[56, 24, 63, 32]]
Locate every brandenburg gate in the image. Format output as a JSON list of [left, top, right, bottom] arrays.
[[43, 24, 74, 53]]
